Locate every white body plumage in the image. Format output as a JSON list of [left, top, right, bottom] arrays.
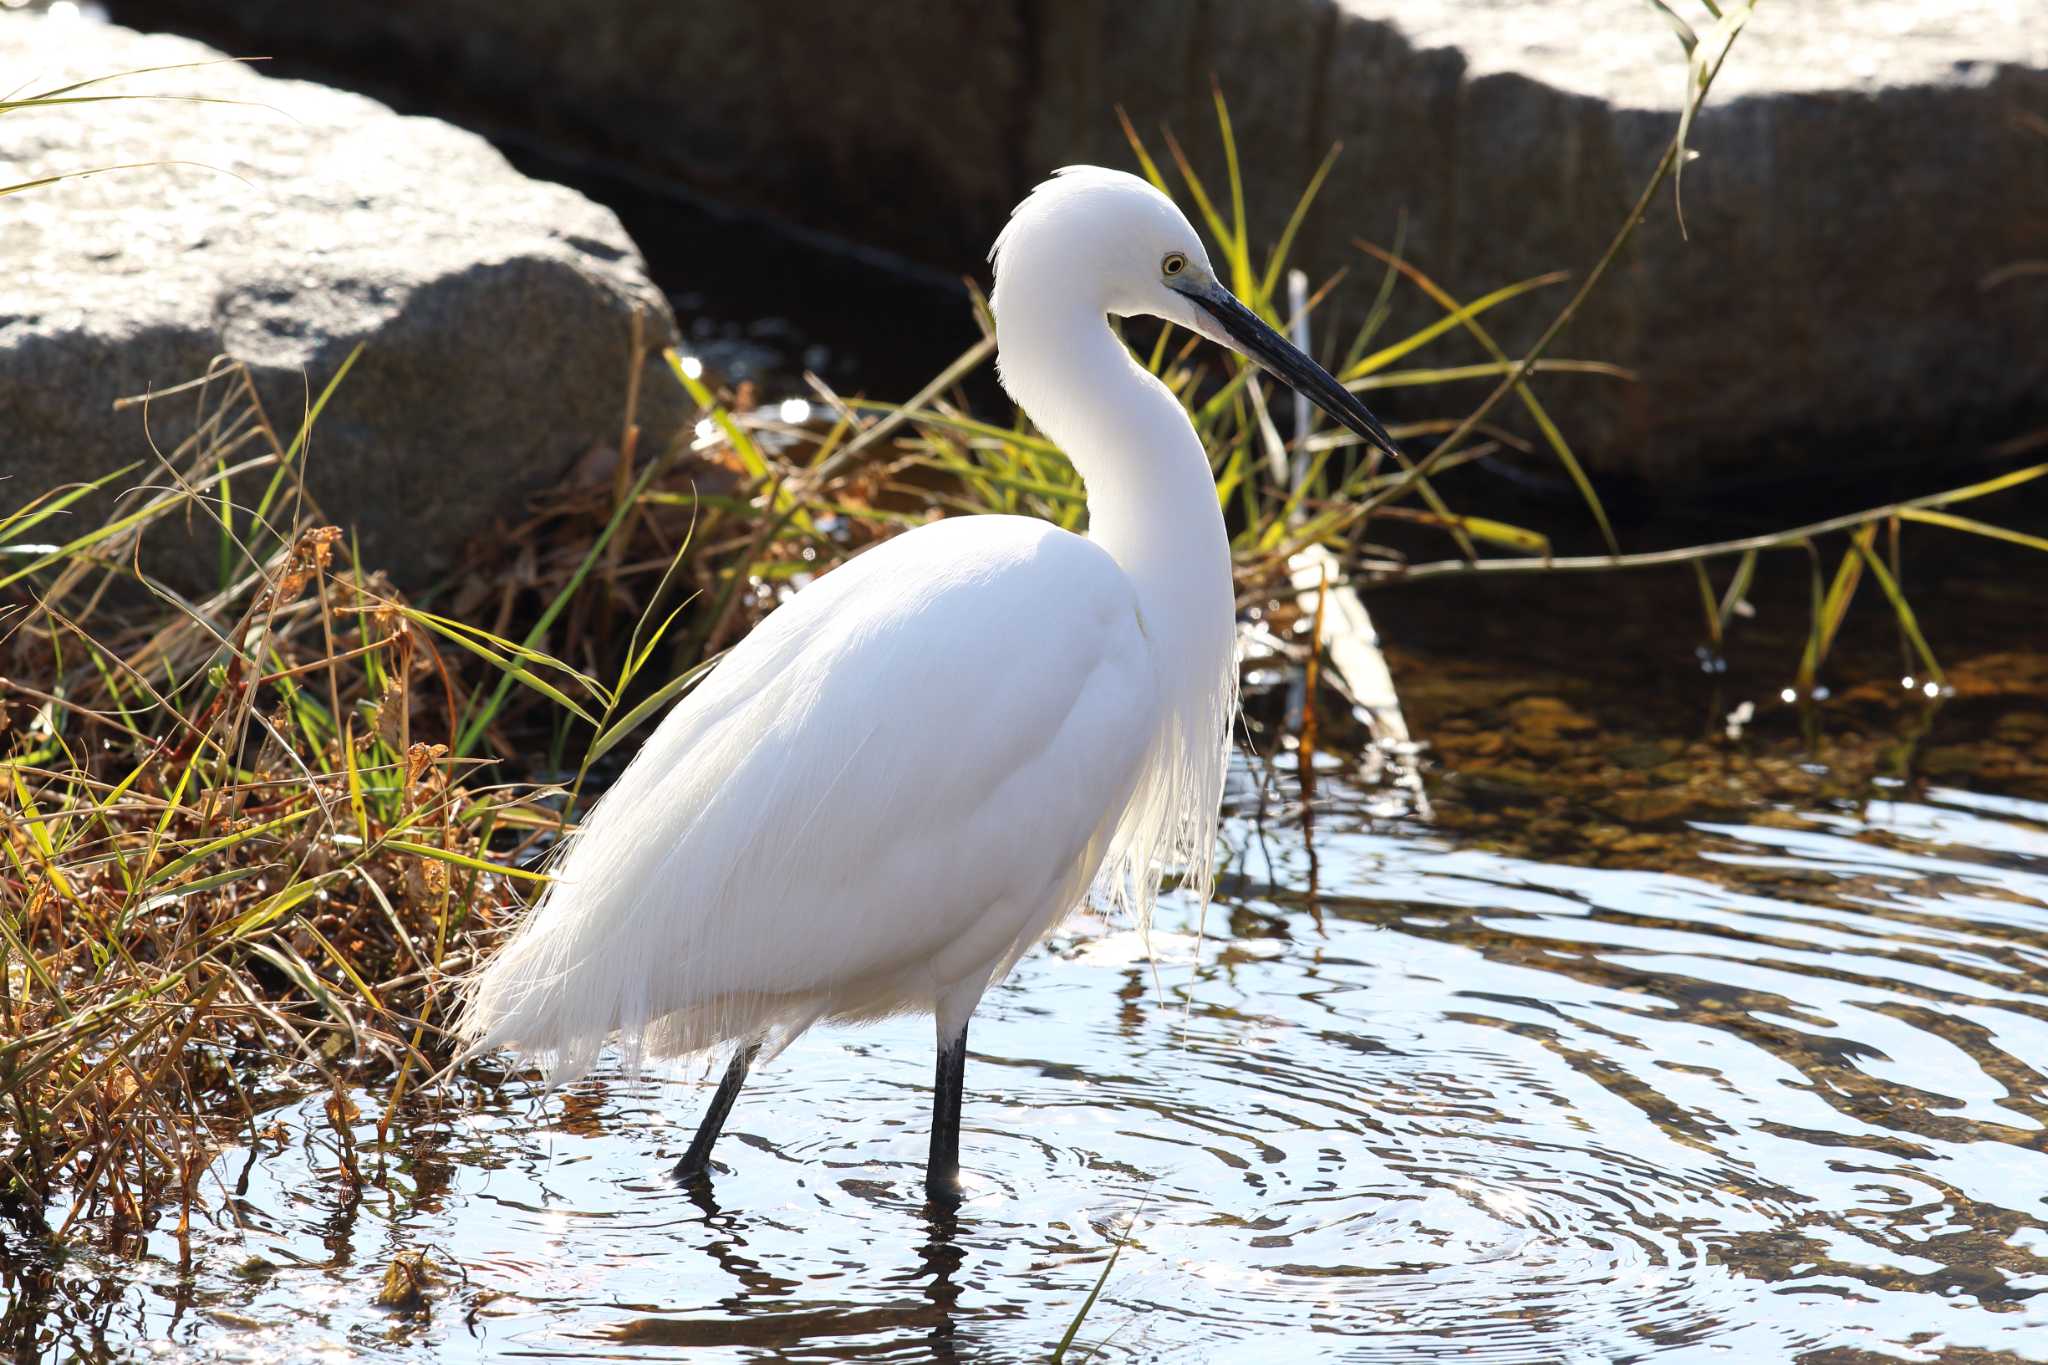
[[460, 169, 1237, 1087]]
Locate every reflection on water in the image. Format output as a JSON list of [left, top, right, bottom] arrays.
[[8, 746, 2046, 1362]]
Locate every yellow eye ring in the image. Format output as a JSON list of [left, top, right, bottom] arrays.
[[1162, 252, 1187, 277]]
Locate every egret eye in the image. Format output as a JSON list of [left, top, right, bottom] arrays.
[[1162, 252, 1187, 277]]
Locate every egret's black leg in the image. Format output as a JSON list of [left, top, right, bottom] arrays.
[[926, 1021, 970, 1205], [674, 1041, 759, 1182]]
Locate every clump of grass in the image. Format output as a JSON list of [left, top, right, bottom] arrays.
[[0, 360, 568, 1240]]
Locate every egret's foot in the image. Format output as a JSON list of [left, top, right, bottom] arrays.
[[924, 1164, 964, 1209], [673, 1042, 758, 1188], [672, 1151, 717, 1185], [926, 1021, 970, 1209]]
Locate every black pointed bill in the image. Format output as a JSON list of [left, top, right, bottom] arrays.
[[1173, 280, 1404, 462]]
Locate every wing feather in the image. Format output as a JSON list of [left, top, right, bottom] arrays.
[[459, 515, 1157, 1081]]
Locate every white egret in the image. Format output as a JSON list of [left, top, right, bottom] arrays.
[[457, 167, 1403, 1203]]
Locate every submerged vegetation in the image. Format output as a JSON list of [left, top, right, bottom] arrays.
[[2, 15, 2044, 1343]]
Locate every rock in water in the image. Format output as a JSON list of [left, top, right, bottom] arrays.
[[0, 15, 681, 586]]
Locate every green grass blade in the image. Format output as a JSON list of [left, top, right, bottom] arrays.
[[1162, 127, 1231, 257], [141, 808, 319, 890], [414, 611, 605, 738], [1259, 142, 1343, 304], [1353, 359, 1629, 389], [1, 160, 246, 199], [1643, 0, 1700, 54], [253, 341, 364, 528], [1341, 272, 1569, 380], [1051, 1217, 1138, 1363], [585, 654, 723, 767], [1717, 547, 1758, 634], [1896, 506, 2048, 553], [4, 58, 265, 106], [1795, 543, 1863, 692], [1209, 83, 1253, 303], [0, 463, 144, 545], [1852, 528, 1943, 685], [1672, 1, 1755, 236], [1914, 462, 2048, 510], [451, 446, 674, 753], [1115, 107, 1171, 194], [383, 839, 553, 883], [1692, 561, 1721, 646]]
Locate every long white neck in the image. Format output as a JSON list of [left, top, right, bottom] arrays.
[[994, 300, 1238, 918], [994, 305, 1235, 674]]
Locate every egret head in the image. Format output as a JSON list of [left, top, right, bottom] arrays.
[[991, 166, 1404, 461]]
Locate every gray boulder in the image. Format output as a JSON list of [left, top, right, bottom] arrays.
[[101, 0, 2048, 489], [0, 16, 681, 587]]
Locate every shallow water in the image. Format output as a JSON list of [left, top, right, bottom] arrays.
[[10, 731, 2048, 1362]]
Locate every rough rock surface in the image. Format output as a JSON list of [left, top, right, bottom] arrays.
[[91, 1, 2048, 486], [1, 15, 681, 585]]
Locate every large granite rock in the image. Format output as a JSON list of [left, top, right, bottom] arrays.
[[99, 0, 2048, 490], [0, 15, 681, 586]]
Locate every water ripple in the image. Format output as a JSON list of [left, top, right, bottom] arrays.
[[8, 775, 2048, 1362]]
